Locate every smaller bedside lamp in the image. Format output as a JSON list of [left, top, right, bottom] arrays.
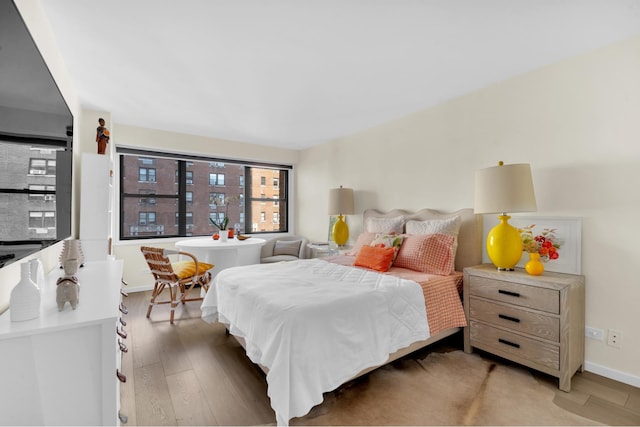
[[328, 186, 354, 246], [475, 161, 537, 270]]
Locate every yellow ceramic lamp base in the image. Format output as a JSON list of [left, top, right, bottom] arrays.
[[332, 215, 349, 246], [487, 215, 523, 270]]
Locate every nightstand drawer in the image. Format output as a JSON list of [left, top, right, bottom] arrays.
[[470, 321, 559, 371], [469, 298, 560, 342], [468, 276, 559, 314]]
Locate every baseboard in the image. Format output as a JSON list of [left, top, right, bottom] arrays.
[[585, 360, 640, 388]]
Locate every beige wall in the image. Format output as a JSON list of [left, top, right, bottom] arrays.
[[297, 35, 640, 385]]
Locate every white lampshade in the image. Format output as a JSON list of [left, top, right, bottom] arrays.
[[328, 186, 354, 215], [474, 162, 537, 214]]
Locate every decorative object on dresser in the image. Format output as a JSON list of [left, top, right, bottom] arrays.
[[463, 264, 585, 392], [10, 262, 41, 322], [59, 239, 85, 268], [474, 161, 537, 270], [328, 185, 355, 246], [29, 258, 46, 290]]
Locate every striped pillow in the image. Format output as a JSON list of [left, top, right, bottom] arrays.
[[393, 233, 455, 275]]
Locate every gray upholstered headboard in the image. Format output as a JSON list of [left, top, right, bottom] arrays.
[[362, 208, 482, 272]]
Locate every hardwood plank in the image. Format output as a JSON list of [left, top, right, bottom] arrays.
[[166, 369, 218, 426], [133, 362, 177, 426], [571, 374, 629, 406], [582, 395, 640, 426], [155, 322, 193, 376], [119, 344, 137, 426], [178, 320, 274, 425]]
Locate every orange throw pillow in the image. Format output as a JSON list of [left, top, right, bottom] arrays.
[[353, 245, 396, 272]]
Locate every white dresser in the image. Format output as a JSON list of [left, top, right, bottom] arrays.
[[0, 260, 126, 426]]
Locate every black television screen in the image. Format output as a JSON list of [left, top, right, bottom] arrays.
[[0, 1, 73, 268]]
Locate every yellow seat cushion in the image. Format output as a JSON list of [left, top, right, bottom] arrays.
[[171, 260, 214, 279]]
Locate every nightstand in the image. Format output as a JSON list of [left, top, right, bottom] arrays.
[[307, 243, 352, 258], [463, 264, 585, 392]]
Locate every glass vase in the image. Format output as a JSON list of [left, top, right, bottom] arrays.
[[525, 252, 544, 276]]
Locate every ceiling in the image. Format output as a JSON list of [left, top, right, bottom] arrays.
[[36, 0, 640, 150]]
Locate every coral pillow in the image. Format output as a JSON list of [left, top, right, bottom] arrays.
[[171, 260, 214, 279], [393, 233, 455, 275], [353, 245, 396, 272]]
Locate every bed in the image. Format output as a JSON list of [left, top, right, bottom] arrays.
[[201, 208, 482, 425]]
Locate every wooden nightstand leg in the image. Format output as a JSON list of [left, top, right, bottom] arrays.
[[559, 372, 572, 392]]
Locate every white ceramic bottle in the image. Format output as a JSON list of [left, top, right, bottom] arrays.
[[10, 262, 41, 322]]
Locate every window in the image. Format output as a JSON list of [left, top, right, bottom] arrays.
[[210, 192, 225, 207], [260, 176, 266, 186], [29, 211, 55, 228], [273, 178, 279, 187], [209, 173, 225, 186], [139, 167, 156, 182], [139, 212, 156, 225], [139, 190, 156, 205], [119, 149, 291, 240], [28, 184, 56, 201], [29, 158, 56, 175]]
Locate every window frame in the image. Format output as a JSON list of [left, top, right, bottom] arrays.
[[117, 148, 292, 241]]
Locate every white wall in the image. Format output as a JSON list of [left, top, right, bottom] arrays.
[[297, 35, 640, 386]]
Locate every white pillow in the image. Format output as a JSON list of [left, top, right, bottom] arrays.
[[365, 216, 404, 234], [405, 215, 462, 259]]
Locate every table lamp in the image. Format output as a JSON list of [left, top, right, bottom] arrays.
[[328, 186, 354, 246], [474, 161, 537, 270]]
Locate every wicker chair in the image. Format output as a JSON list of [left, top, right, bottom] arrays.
[[140, 246, 213, 324]]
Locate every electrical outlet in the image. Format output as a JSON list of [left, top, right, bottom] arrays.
[[607, 329, 622, 348], [585, 326, 604, 341]]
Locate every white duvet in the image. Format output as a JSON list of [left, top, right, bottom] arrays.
[[201, 258, 430, 426]]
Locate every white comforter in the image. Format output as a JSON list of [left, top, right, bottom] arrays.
[[201, 258, 430, 426]]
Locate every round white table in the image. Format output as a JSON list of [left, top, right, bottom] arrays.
[[175, 237, 266, 278]]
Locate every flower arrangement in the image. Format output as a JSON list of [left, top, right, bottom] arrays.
[[209, 195, 240, 231], [519, 224, 562, 262]]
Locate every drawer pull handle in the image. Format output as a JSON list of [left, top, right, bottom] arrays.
[[119, 317, 127, 327], [121, 279, 129, 286], [116, 369, 127, 383], [117, 326, 128, 339], [498, 289, 520, 297], [498, 314, 521, 323], [499, 338, 521, 349], [121, 289, 129, 298], [118, 339, 128, 353], [119, 303, 128, 315]]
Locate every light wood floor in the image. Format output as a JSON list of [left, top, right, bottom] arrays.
[[119, 290, 640, 426]]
